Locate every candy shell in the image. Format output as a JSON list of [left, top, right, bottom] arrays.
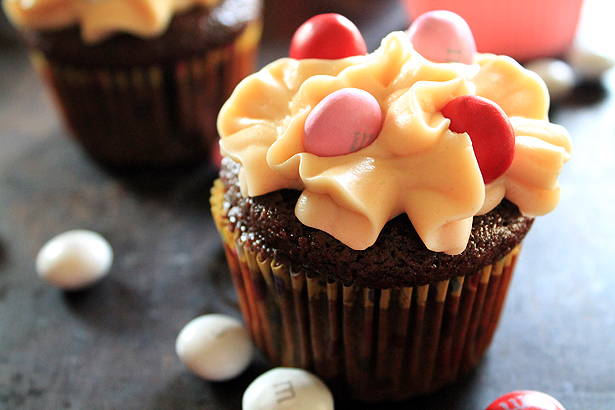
[[176, 314, 254, 381], [566, 43, 615, 81], [407, 10, 476, 64], [289, 13, 367, 60], [441, 95, 515, 184], [242, 368, 334, 410], [35, 229, 113, 290], [303, 88, 382, 157], [525, 58, 576, 101], [486, 390, 566, 410]]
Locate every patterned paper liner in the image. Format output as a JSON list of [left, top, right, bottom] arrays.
[[211, 179, 521, 402], [29, 22, 262, 167]]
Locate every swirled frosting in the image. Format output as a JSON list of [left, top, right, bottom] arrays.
[[218, 32, 572, 255], [2, 0, 219, 43]]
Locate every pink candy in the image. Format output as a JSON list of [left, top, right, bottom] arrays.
[[303, 88, 382, 157], [407, 10, 476, 64], [486, 391, 567, 410]]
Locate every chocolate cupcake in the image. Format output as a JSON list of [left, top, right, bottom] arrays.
[[212, 159, 531, 401], [211, 14, 572, 402], [3, 0, 263, 167]]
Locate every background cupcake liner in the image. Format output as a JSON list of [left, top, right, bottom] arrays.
[[211, 180, 521, 402], [29, 22, 262, 168]]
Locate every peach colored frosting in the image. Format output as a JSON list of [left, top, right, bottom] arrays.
[[2, 0, 219, 43], [218, 32, 572, 255]]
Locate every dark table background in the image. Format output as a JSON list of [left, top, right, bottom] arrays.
[[1, 1, 614, 409]]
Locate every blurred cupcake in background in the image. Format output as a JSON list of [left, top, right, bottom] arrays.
[[401, 0, 585, 62], [2, 0, 263, 168]]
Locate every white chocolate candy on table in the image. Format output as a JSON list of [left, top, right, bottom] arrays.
[[243, 368, 334, 410], [566, 43, 615, 81], [35, 229, 113, 290], [524, 58, 576, 101], [175, 314, 254, 381]]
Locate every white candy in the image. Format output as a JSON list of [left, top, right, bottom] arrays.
[[566, 43, 615, 80], [176, 314, 254, 381], [36, 229, 113, 290], [525, 58, 576, 101], [243, 368, 334, 410]]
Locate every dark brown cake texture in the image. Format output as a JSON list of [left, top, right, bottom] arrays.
[[219, 157, 534, 289]]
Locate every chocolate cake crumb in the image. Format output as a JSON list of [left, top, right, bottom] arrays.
[[220, 158, 533, 288]]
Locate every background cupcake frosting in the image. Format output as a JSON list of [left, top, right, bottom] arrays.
[[3, 0, 220, 43]]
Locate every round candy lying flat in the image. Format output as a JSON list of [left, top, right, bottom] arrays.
[[36, 229, 113, 290], [525, 58, 576, 101], [243, 368, 334, 410], [486, 391, 566, 410], [407, 10, 476, 64], [566, 43, 615, 81], [304, 88, 382, 157], [176, 314, 254, 381], [442, 95, 515, 184], [290, 13, 367, 60]]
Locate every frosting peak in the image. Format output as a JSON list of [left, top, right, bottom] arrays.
[[218, 32, 572, 255], [3, 0, 220, 43]]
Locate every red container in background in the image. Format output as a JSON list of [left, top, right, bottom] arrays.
[[402, 0, 585, 62]]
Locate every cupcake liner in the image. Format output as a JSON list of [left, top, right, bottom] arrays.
[[211, 179, 521, 401], [29, 21, 262, 167]]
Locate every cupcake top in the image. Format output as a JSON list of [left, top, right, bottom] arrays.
[[2, 0, 219, 43], [217, 13, 572, 255]]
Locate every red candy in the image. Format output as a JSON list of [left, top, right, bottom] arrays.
[[486, 391, 566, 410], [441, 95, 515, 184], [289, 14, 367, 60], [303, 88, 382, 157]]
